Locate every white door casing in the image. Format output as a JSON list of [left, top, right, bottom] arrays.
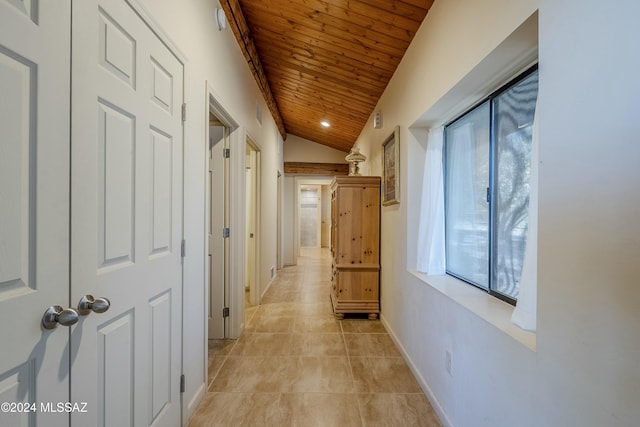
[[71, 0, 184, 426], [207, 96, 246, 339], [321, 185, 330, 248], [0, 1, 71, 426]]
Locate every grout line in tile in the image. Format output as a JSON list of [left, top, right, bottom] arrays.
[[198, 248, 439, 427]]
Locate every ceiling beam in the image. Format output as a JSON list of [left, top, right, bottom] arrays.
[[284, 162, 349, 175], [220, 0, 287, 139]]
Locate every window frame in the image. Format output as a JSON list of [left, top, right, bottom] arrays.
[[443, 64, 538, 306]]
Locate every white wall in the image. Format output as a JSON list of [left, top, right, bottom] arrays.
[[135, 0, 282, 421], [353, 0, 640, 426]]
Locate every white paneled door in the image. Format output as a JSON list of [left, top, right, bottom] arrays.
[[71, 0, 184, 426], [0, 1, 71, 426], [0, 0, 184, 424], [208, 130, 226, 339]]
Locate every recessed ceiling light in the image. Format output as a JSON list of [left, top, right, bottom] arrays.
[[320, 120, 330, 128]]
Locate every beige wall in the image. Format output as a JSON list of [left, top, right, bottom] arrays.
[[353, 0, 640, 426], [283, 134, 348, 163], [536, 1, 640, 425], [131, 0, 640, 425]]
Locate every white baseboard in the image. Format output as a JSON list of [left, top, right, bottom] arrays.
[[380, 314, 455, 427], [260, 270, 279, 302], [184, 381, 206, 426]]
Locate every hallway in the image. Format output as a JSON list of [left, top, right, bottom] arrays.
[[188, 248, 442, 426]]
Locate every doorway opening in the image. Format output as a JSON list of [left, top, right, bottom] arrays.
[[294, 177, 333, 258], [245, 138, 260, 307], [206, 89, 240, 342]]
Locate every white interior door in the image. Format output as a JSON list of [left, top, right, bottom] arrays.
[[244, 142, 260, 306], [299, 185, 321, 248], [71, 0, 184, 425], [0, 1, 71, 426], [208, 126, 226, 339]]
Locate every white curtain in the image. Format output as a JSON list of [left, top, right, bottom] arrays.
[[416, 126, 445, 274], [511, 105, 539, 332], [445, 121, 489, 284]]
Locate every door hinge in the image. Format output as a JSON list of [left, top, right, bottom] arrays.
[[223, 227, 230, 238], [486, 187, 491, 203], [181, 103, 187, 122], [223, 307, 230, 318], [180, 374, 185, 393], [223, 148, 230, 158], [181, 239, 186, 257]]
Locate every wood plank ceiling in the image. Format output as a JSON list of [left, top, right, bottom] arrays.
[[221, 0, 434, 153]]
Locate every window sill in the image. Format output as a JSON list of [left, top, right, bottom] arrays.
[[409, 270, 536, 351]]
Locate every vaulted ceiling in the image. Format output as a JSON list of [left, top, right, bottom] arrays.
[[220, 0, 434, 152]]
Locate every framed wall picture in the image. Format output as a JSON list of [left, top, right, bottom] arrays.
[[382, 126, 400, 206]]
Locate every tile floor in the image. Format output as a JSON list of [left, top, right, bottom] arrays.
[[188, 248, 442, 427]]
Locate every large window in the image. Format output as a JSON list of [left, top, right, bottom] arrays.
[[444, 67, 538, 304]]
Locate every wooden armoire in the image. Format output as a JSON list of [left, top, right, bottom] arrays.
[[330, 176, 381, 319]]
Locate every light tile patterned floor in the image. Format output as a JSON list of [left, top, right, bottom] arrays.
[[188, 248, 442, 427]]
